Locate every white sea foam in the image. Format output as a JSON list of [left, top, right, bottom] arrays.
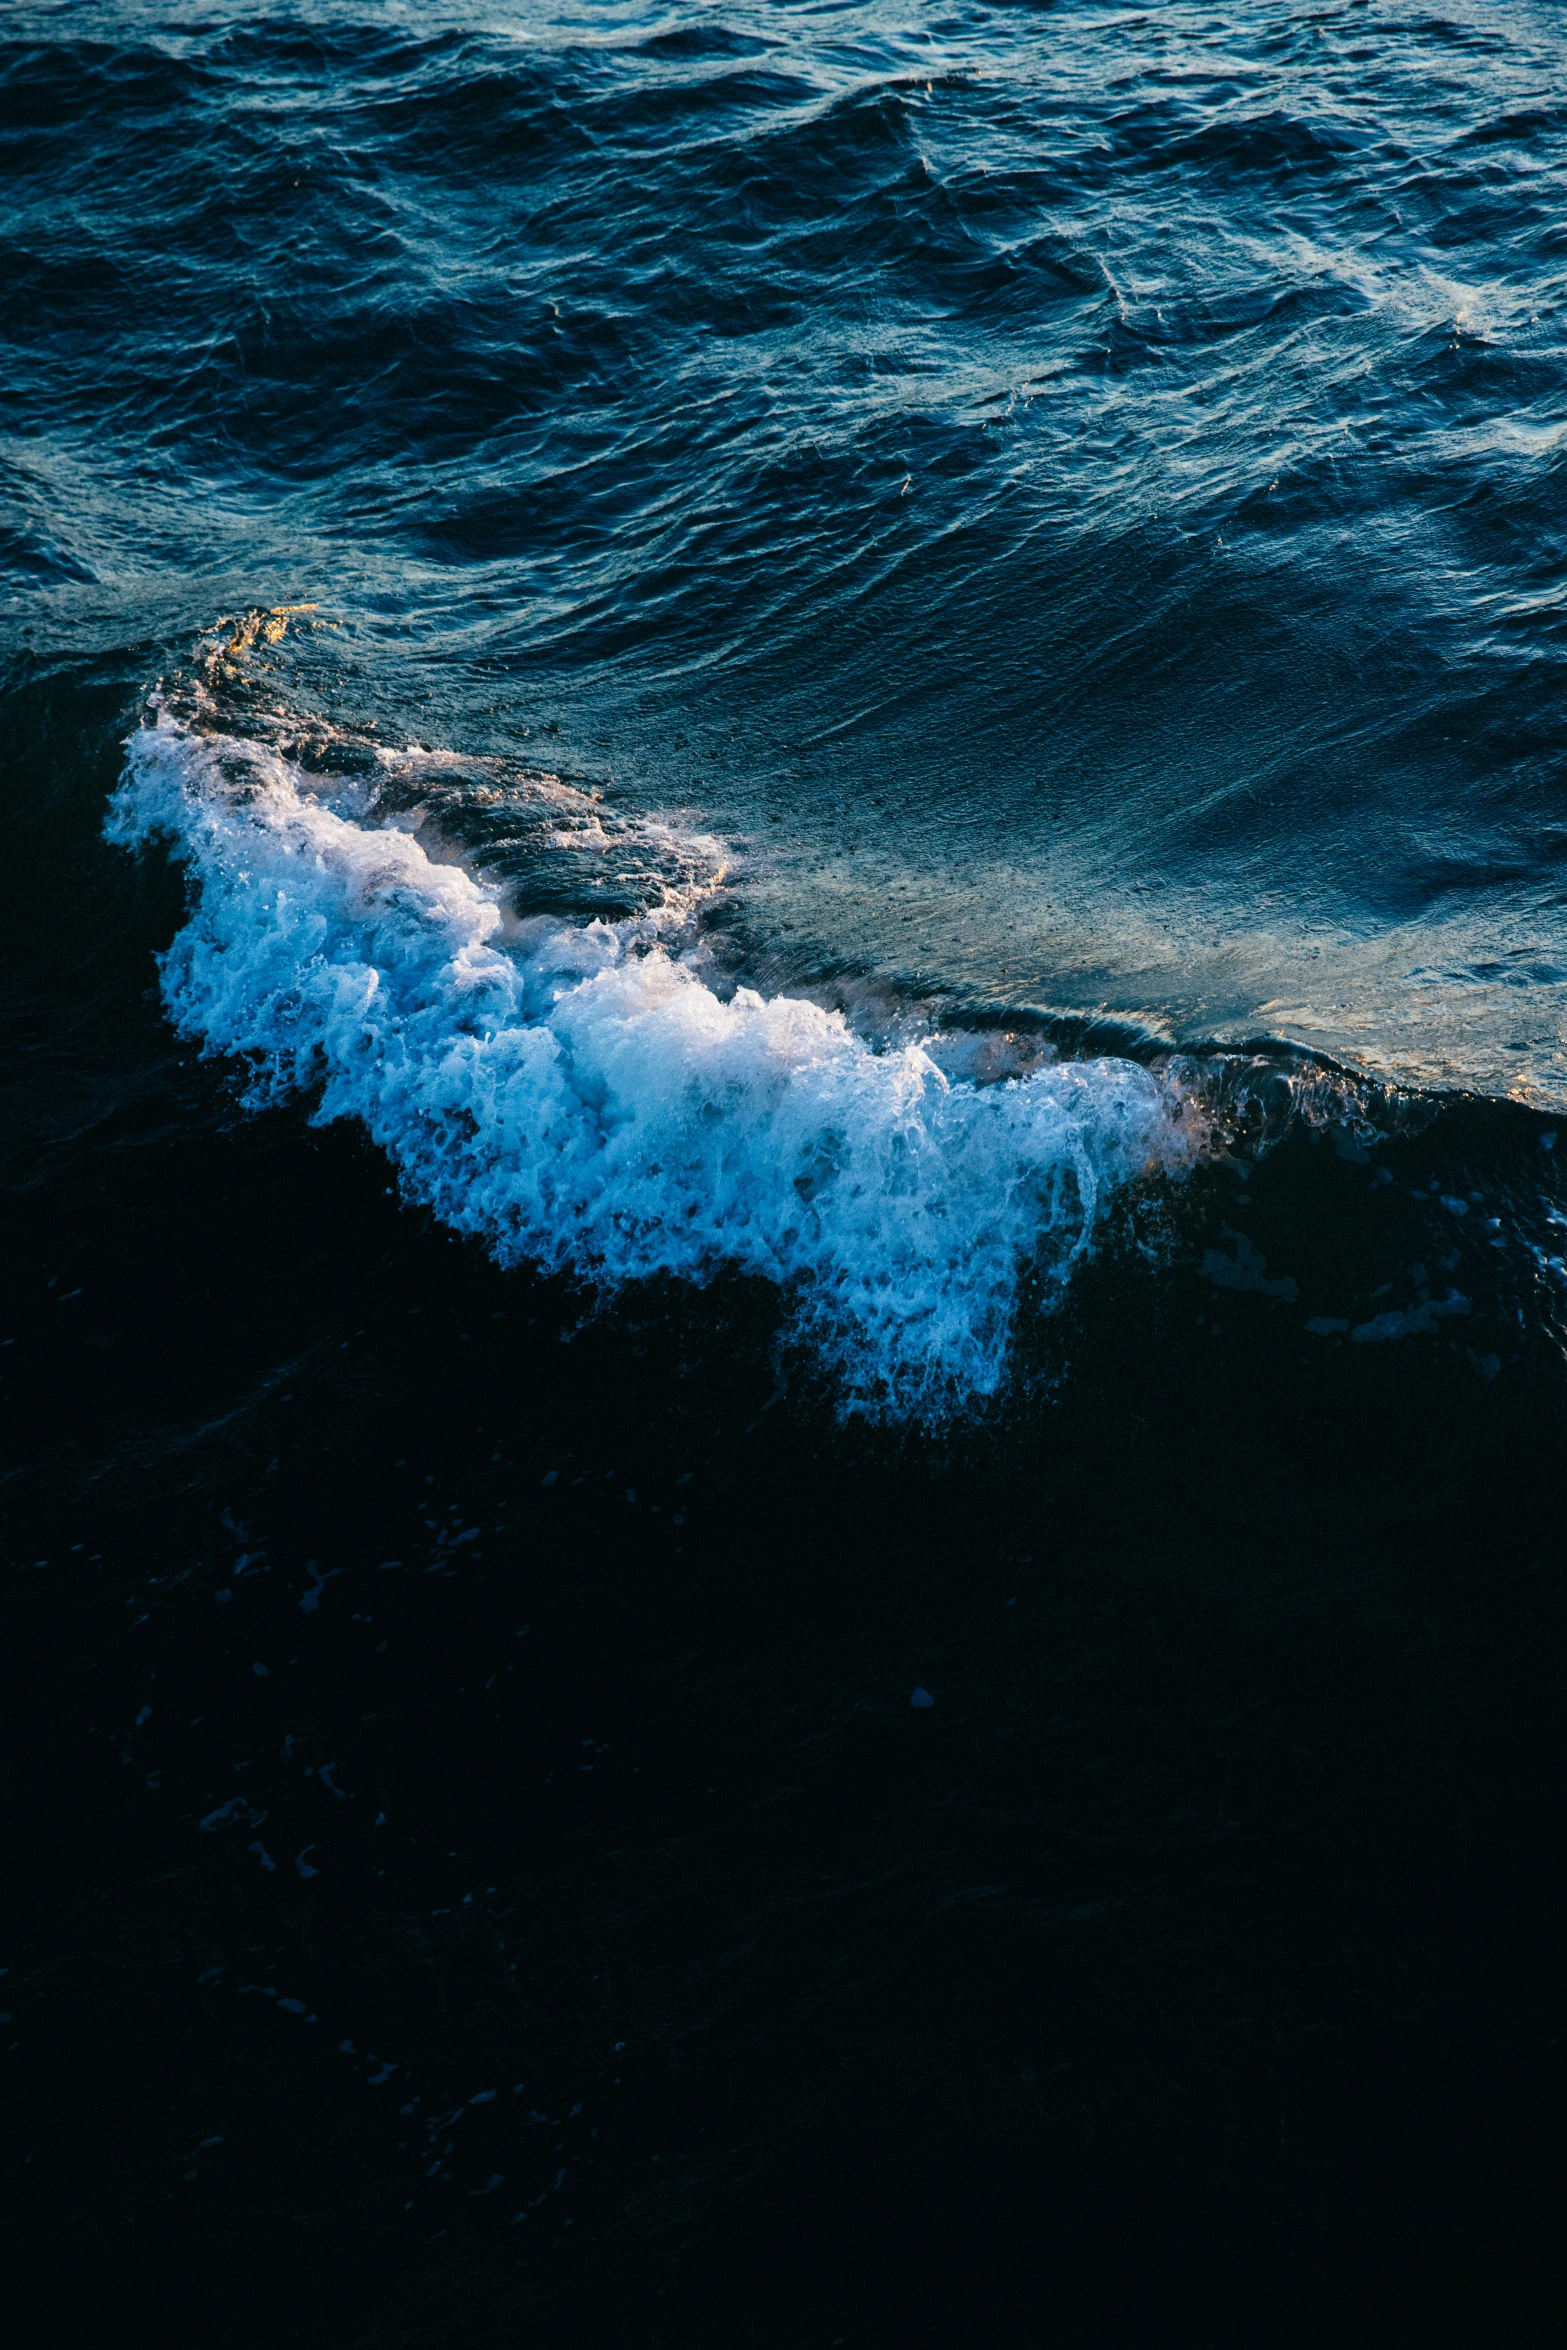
[[109, 716, 1191, 1418]]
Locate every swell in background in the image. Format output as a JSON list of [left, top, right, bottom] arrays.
[[6, 1, 1567, 1098]]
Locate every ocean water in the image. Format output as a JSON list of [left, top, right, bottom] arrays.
[[6, 5, 1567, 2343]]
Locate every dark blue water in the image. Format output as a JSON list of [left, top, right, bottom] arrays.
[[5, 5, 1567, 2342]]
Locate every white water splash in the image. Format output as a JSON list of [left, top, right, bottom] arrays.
[[109, 715, 1191, 1418]]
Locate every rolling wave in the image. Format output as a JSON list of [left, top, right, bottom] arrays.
[[109, 708, 1191, 1419]]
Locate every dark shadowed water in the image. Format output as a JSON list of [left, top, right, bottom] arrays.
[[4, 5, 1567, 2343]]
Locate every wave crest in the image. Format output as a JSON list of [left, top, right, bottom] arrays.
[[109, 715, 1191, 1419]]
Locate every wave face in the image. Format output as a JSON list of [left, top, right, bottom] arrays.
[[110, 715, 1188, 1418]]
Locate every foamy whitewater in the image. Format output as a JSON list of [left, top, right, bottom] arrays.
[[109, 717, 1190, 1418]]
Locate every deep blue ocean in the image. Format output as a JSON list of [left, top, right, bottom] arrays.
[[5, 5, 1567, 2342]]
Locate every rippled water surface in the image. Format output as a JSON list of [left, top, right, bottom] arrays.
[[11, 0, 1567, 1100]]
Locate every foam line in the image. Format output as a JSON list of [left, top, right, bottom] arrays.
[[109, 718, 1189, 1418]]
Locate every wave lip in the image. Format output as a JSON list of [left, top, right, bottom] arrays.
[[109, 715, 1190, 1419]]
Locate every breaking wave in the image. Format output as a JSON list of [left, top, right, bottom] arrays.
[[109, 713, 1193, 1418]]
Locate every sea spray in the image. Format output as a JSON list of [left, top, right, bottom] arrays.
[[110, 716, 1191, 1418]]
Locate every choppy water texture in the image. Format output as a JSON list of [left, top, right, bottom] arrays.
[[10, 0, 1567, 1105], [7, 7, 1567, 2344], [9, 0, 1567, 1401]]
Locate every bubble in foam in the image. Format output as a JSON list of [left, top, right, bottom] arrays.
[[108, 716, 1191, 1419]]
